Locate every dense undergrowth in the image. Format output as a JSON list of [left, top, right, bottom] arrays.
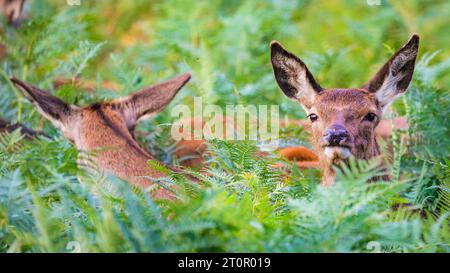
[[0, 0, 448, 252]]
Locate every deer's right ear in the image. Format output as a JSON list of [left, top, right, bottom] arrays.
[[270, 41, 323, 110], [363, 34, 419, 110], [114, 72, 191, 129], [10, 77, 79, 130]]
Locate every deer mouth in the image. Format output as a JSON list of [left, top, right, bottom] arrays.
[[323, 145, 352, 160]]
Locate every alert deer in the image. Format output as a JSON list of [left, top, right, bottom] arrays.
[[270, 34, 419, 186], [10, 73, 191, 199]]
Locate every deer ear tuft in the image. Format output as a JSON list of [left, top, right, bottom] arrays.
[[270, 41, 322, 110], [363, 34, 419, 109]]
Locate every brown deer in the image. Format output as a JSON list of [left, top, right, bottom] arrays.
[[10, 73, 192, 199], [270, 34, 419, 186]]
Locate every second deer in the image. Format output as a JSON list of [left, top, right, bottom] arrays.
[[11, 73, 192, 200], [270, 34, 419, 186]]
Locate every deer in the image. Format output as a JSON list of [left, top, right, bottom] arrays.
[[270, 34, 419, 186], [10, 73, 192, 200]]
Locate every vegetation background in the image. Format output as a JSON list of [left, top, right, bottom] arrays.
[[0, 0, 448, 252]]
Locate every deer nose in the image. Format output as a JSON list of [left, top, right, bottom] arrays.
[[323, 126, 349, 146]]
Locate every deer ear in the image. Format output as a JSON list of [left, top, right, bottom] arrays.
[[115, 72, 191, 129], [363, 34, 419, 109], [10, 77, 79, 131], [270, 41, 323, 110]]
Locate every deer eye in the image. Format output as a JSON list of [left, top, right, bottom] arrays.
[[307, 113, 319, 122], [363, 113, 377, 122]]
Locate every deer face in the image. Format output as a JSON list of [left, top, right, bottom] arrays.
[[271, 34, 419, 184], [308, 88, 381, 163]]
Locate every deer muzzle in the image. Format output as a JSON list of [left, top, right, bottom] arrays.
[[322, 125, 353, 160]]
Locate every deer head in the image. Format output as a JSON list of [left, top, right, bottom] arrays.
[[10, 73, 191, 199], [270, 34, 419, 186]]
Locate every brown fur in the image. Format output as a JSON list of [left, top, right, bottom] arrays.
[[173, 115, 406, 173], [173, 115, 238, 168], [77, 105, 172, 199], [10, 73, 192, 200], [278, 146, 318, 161], [271, 34, 419, 186], [309, 89, 383, 185]]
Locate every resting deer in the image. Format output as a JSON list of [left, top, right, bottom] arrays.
[[270, 34, 419, 186], [10, 73, 192, 199]]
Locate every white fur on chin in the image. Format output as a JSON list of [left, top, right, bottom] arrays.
[[324, 146, 351, 160]]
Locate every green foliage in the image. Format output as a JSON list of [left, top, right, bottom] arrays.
[[0, 0, 448, 253]]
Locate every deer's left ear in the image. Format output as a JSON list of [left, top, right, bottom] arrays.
[[114, 72, 191, 129], [10, 77, 80, 131], [270, 41, 323, 110], [363, 34, 419, 109]]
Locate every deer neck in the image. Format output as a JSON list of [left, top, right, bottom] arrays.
[[78, 107, 174, 198]]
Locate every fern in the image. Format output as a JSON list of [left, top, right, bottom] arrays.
[[0, 0, 448, 253], [56, 41, 106, 79]]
